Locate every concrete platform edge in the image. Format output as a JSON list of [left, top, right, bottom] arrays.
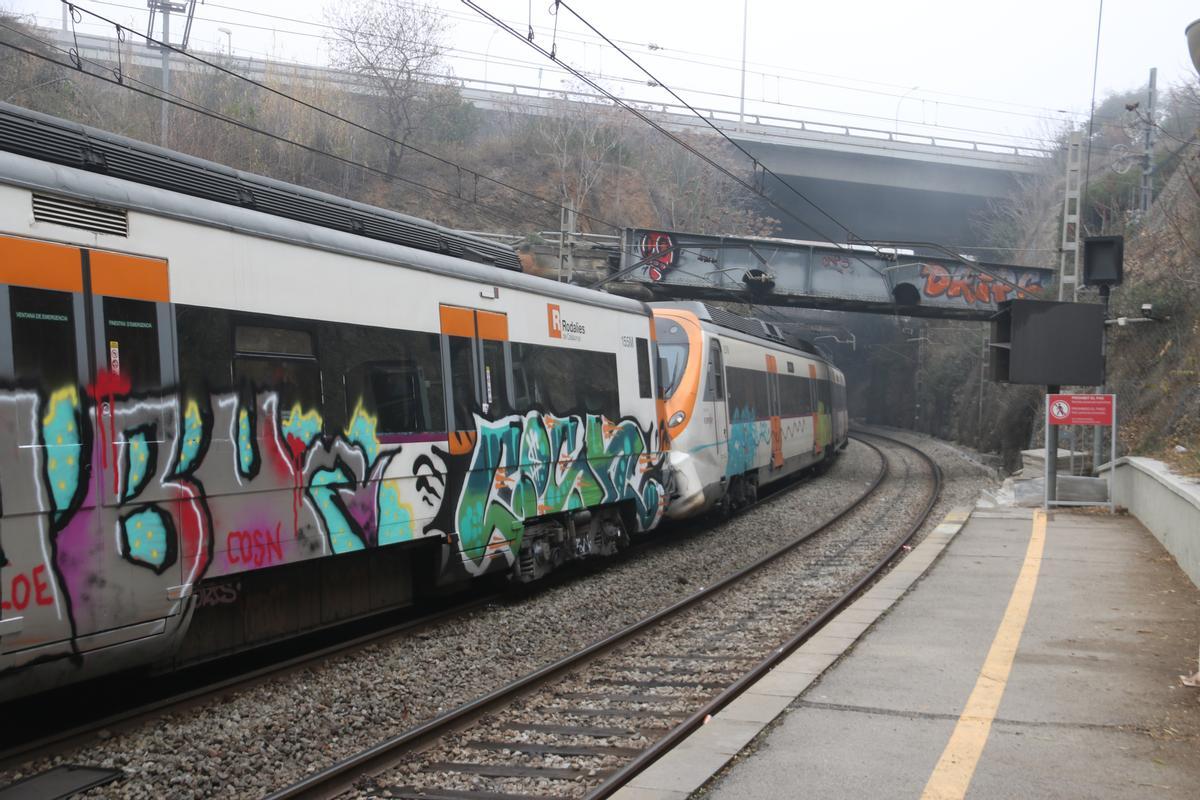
[[609, 505, 976, 800]]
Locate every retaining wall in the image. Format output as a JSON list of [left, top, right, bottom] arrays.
[[1102, 457, 1200, 589]]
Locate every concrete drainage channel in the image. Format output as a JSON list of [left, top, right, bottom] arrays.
[[264, 432, 942, 800]]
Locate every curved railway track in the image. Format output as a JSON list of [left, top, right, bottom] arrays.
[[266, 432, 942, 800]]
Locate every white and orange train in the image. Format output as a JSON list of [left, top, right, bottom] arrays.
[[0, 103, 846, 700], [653, 303, 848, 517]]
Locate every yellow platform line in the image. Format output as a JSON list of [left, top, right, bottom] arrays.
[[920, 509, 1047, 800]]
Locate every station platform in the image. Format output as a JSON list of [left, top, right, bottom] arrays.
[[616, 507, 1200, 800]]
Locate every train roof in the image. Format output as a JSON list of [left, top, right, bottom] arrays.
[[650, 301, 830, 361], [0, 101, 521, 271], [0, 106, 653, 318]]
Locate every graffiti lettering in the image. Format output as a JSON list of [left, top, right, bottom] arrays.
[[821, 255, 852, 273], [226, 524, 285, 568], [1, 565, 54, 611], [0, 373, 661, 673], [455, 411, 665, 571], [195, 581, 240, 608], [919, 263, 1044, 306]]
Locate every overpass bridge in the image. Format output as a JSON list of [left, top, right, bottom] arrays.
[[44, 26, 1050, 246]]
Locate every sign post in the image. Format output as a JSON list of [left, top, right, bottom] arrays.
[[1045, 393, 1116, 513]]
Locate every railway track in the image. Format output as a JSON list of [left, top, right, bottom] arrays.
[[266, 431, 941, 800], [0, 593, 502, 772]]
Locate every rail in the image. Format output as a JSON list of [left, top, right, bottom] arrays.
[[265, 432, 942, 800]]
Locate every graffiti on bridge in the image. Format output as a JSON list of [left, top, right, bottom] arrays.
[[919, 263, 1045, 306]]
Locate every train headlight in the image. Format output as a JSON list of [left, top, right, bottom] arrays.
[[668, 411, 686, 428]]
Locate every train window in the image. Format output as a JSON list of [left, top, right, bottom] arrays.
[[511, 342, 619, 419], [780, 374, 813, 416], [102, 296, 160, 393], [704, 342, 725, 401], [345, 360, 444, 435], [727, 366, 771, 420], [635, 337, 652, 399], [447, 335, 476, 429], [480, 339, 513, 417], [653, 318, 689, 400], [10, 287, 78, 394], [234, 323, 321, 419], [235, 325, 313, 358], [176, 305, 234, 400]]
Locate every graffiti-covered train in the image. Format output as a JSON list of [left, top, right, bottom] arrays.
[[0, 104, 844, 700]]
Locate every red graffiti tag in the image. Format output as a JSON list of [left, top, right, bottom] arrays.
[[226, 523, 284, 568], [638, 232, 676, 282], [1, 564, 54, 611], [919, 263, 1043, 306], [85, 369, 133, 495]]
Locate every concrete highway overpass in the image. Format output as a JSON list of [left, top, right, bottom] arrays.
[[46, 26, 1050, 247]]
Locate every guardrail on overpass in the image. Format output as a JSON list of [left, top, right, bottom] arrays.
[[46, 27, 1048, 175]]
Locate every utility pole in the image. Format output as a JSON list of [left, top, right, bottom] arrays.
[[148, 2, 198, 148], [160, 5, 170, 147], [558, 201, 577, 283], [738, 0, 748, 129], [1140, 67, 1157, 215], [1058, 131, 1083, 301]]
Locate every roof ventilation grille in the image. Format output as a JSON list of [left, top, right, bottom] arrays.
[[32, 193, 128, 236]]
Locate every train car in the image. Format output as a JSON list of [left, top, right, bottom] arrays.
[[653, 302, 849, 518], [0, 104, 667, 699]]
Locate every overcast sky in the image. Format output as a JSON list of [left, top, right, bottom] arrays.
[[6, 0, 1198, 149]]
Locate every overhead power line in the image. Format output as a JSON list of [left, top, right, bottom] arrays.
[[55, 2, 1058, 156], [0, 20, 534, 232], [77, 0, 1101, 130], [463, 0, 1035, 298], [461, 0, 894, 279], [60, 0, 625, 234]]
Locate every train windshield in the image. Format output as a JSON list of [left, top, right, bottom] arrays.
[[654, 317, 690, 399]]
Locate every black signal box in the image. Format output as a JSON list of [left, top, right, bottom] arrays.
[[1082, 235, 1124, 287], [990, 299, 1105, 386]]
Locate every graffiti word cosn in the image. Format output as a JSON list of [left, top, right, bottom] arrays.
[[226, 525, 285, 568]]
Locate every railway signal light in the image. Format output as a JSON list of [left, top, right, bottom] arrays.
[[1082, 235, 1124, 288]]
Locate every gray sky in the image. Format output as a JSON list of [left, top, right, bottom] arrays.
[[6, 0, 1198, 149]]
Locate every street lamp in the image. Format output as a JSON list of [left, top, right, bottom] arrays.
[[217, 27, 231, 55]]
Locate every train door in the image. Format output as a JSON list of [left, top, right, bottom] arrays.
[[704, 339, 727, 461], [0, 235, 178, 656], [809, 364, 824, 458], [765, 355, 783, 469], [439, 304, 511, 455], [87, 250, 180, 639]]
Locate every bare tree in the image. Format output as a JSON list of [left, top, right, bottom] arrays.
[[325, 0, 448, 174], [536, 87, 627, 230]]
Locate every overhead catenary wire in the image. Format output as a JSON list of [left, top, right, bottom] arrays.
[[199, 0, 1102, 126], [61, 0, 627, 235], [0, 21, 535, 233], [465, 0, 1040, 297], [460, 0, 895, 280], [58, 0, 1063, 152]]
